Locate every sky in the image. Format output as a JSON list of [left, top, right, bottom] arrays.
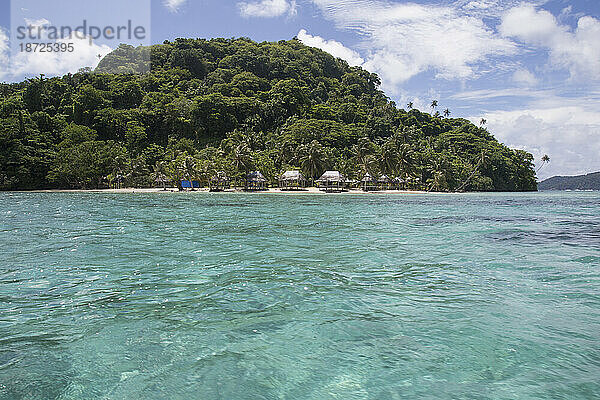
[[1, 0, 599, 180]]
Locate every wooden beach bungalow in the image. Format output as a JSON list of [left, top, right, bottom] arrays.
[[316, 171, 347, 192], [361, 172, 378, 192], [378, 175, 391, 190], [210, 171, 230, 192], [245, 171, 267, 191], [392, 177, 404, 190], [279, 170, 307, 190]]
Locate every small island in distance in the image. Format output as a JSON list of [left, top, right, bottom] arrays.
[[538, 172, 600, 191]]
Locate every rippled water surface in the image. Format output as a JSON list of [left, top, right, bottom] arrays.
[[1, 191, 599, 399]]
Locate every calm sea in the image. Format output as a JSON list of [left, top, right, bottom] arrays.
[[1, 192, 599, 399]]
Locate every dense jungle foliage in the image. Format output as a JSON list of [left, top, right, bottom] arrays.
[[0, 37, 537, 191]]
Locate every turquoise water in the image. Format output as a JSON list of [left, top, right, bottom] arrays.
[[1, 192, 599, 399]]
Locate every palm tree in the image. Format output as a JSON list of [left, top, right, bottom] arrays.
[[456, 151, 488, 192], [427, 157, 449, 192], [480, 118, 487, 128], [430, 100, 438, 114], [380, 137, 399, 175], [182, 156, 198, 190], [400, 125, 417, 144], [153, 161, 169, 190], [231, 142, 253, 177], [397, 143, 414, 182], [406, 102, 413, 110], [443, 108, 450, 118], [351, 137, 378, 175], [537, 154, 550, 173], [300, 140, 327, 185]]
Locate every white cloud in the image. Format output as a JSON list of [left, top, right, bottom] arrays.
[[24, 18, 51, 29], [0, 29, 9, 82], [164, 0, 187, 12], [512, 68, 538, 86], [297, 29, 364, 66], [467, 96, 600, 179], [9, 33, 112, 81], [238, 0, 297, 18], [500, 4, 600, 80], [310, 0, 517, 92]]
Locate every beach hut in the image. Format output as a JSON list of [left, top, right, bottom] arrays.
[[245, 171, 267, 191], [378, 175, 391, 190], [109, 174, 125, 189], [154, 174, 169, 190], [279, 170, 306, 190], [361, 172, 378, 192], [392, 177, 404, 190], [316, 171, 347, 192], [180, 180, 192, 191], [210, 171, 230, 192]]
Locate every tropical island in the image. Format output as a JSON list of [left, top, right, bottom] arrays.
[[0, 37, 538, 192]]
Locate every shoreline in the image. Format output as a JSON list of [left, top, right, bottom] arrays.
[[17, 187, 436, 195]]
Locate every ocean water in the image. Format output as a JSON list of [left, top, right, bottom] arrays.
[[1, 191, 599, 399]]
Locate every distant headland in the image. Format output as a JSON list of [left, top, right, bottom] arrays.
[[538, 172, 600, 191]]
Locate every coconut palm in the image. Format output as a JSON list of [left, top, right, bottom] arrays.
[[406, 102, 413, 110], [430, 100, 438, 113], [443, 108, 450, 118], [480, 118, 487, 128], [182, 156, 198, 190], [397, 143, 414, 182], [427, 157, 449, 192], [351, 137, 378, 175], [400, 125, 417, 144], [380, 137, 399, 176], [456, 150, 488, 192], [300, 140, 327, 184], [537, 154, 550, 173], [153, 161, 169, 190], [231, 142, 253, 176]]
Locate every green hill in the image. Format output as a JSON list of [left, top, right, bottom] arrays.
[[538, 172, 600, 191], [0, 37, 537, 191]]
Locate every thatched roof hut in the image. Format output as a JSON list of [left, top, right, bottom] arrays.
[[279, 170, 306, 190], [378, 174, 391, 183], [316, 171, 345, 183], [361, 172, 377, 183], [378, 174, 392, 190], [316, 171, 347, 192], [210, 171, 230, 192], [211, 171, 229, 182], [361, 172, 378, 191], [154, 173, 169, 190], [392, 177, 405, 190], [245, 171, 267, 191], [247, 171, 266, 182]]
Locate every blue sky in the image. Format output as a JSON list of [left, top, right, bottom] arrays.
[[1, 0, 599, 179]]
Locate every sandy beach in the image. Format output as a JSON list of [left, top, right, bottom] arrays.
[[30, 187, 433, 195]]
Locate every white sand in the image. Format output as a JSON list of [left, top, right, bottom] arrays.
[[31, 187, 434, 195]]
